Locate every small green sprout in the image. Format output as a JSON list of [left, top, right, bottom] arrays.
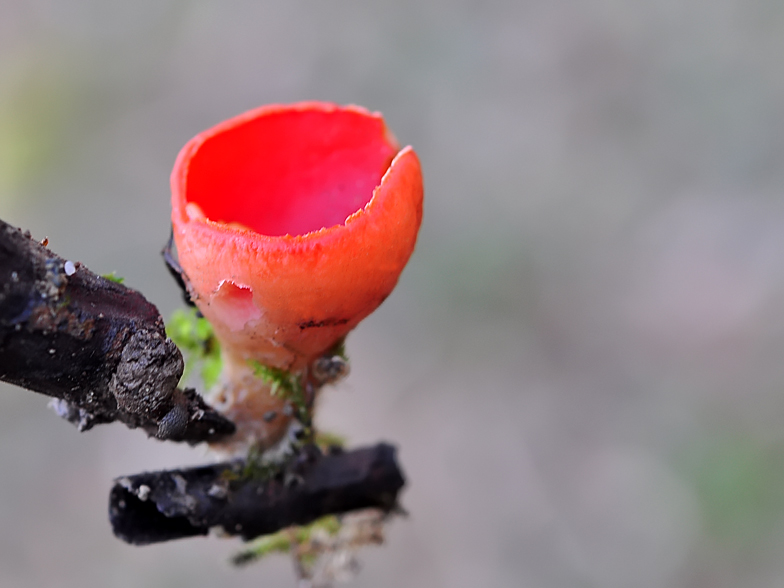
[[101, 271, 124, 284]]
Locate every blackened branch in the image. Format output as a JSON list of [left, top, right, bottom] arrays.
[[109, 443, 405, 545], [0, 218, 408, 546], [0, 218, 234, 444]]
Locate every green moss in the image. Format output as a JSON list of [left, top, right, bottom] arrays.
[[315, 431, 347, 451], [166, 308, 222, 389], [231, 531, 292, 566], [249, 360, 310, 425], [101, 271, 124, 284], [251, 363, 298, 397], [230, 515, 342, 567], [201, 351, 222, 390], [313, 514, 341, 536]]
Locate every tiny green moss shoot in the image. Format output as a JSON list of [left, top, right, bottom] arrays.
[[249, 361, 310, 425], [101, 271, 124, 284]]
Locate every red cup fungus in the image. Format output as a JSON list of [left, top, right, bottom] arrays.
[[170, 102, 423, 450]]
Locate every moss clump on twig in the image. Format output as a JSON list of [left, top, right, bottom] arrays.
[[231, 514, 342, 567], [249, 361, 310, 425], [101, 271, 124, 284], [166, 308, 222, 389]]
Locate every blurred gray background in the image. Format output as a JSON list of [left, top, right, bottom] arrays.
[[2, 0, 784, 586]]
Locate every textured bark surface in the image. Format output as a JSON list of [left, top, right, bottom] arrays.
[[0, 218, 234, 443], [109, 443, 405, 545]]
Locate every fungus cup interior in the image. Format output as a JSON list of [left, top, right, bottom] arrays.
[[183, 105, 400, 237]]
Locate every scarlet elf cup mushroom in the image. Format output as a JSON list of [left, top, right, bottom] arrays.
[[170, 102, 423, 450]]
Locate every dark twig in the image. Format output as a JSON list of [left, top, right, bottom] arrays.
[[162, 228, 196, 308], [0, 218, 234, 444], [1, 218, 408, 551], [109, 443, 405, 545]]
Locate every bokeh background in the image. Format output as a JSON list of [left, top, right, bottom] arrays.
[[2, 1, 784, 586]]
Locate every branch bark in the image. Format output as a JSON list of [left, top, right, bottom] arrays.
[[109, 443, 405, 545], [0, 218, 234, 444]]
